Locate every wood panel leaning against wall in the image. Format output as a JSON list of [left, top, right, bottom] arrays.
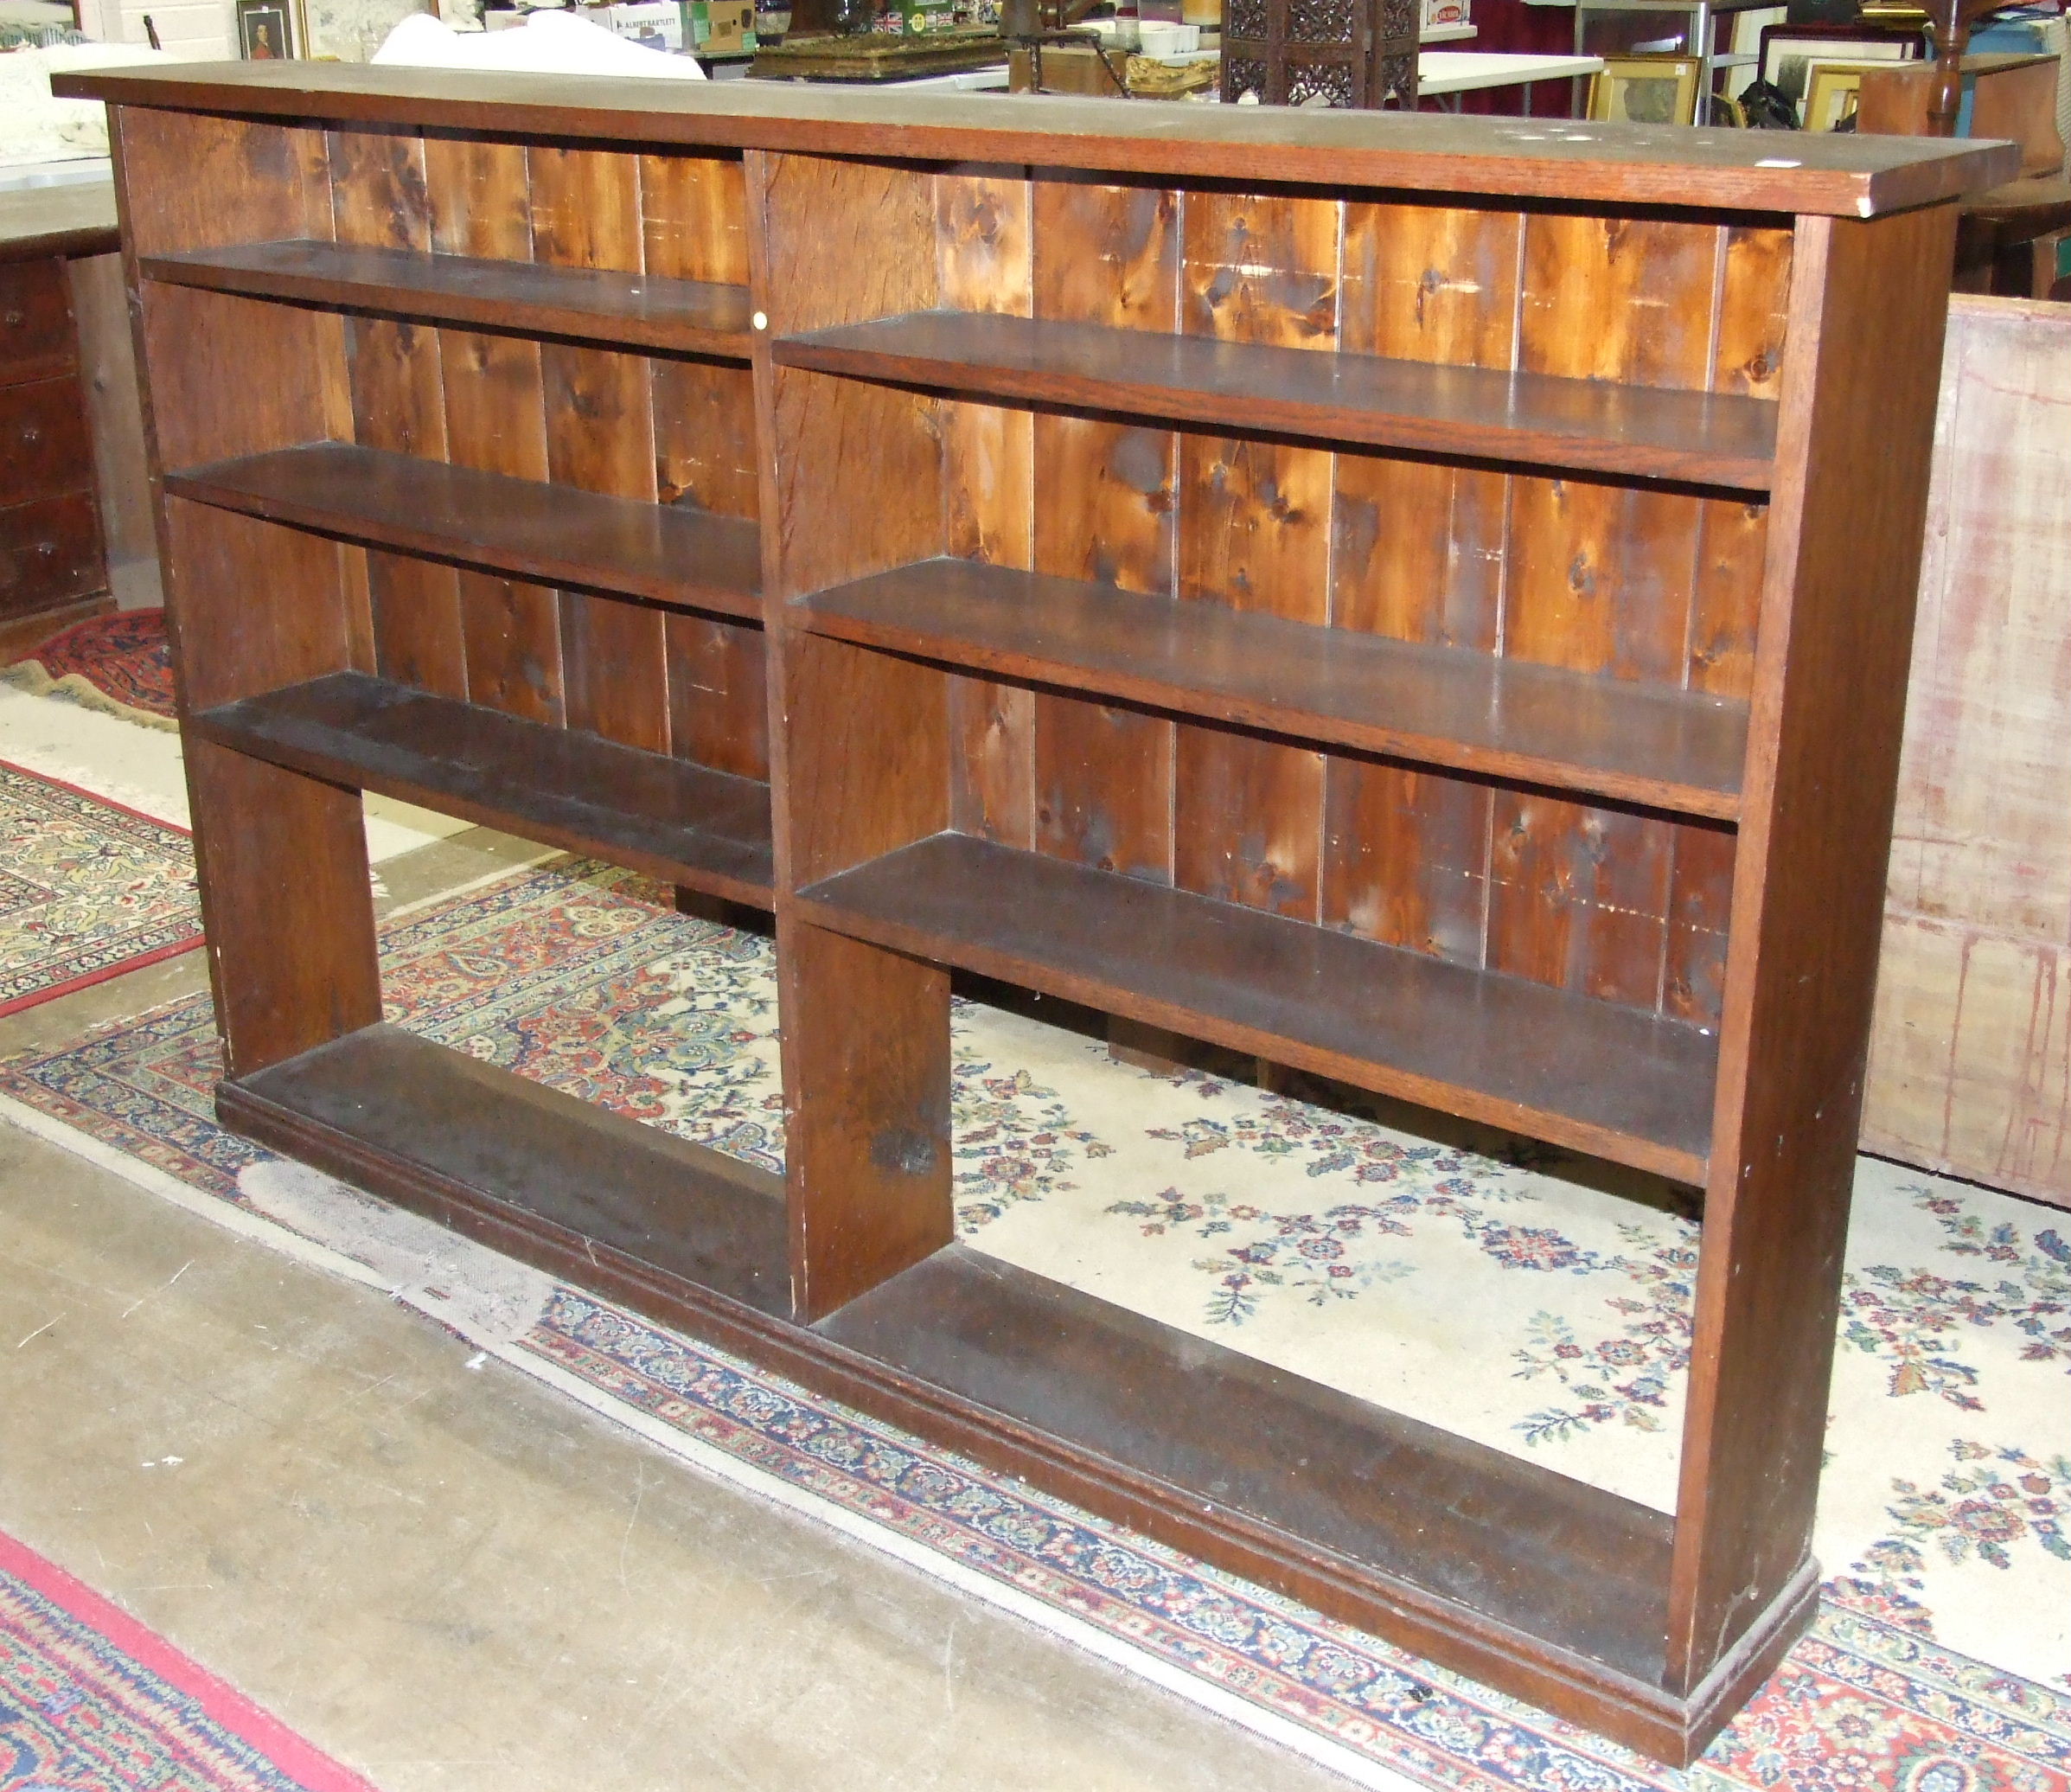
[[1864, 294, 2071, 1212]]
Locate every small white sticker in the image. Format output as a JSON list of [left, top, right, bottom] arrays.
[[751, 310, 769, 331], [1755, 157, 1802, 169]]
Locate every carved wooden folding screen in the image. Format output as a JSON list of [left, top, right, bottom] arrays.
[[1220, 0, 1418, 107]]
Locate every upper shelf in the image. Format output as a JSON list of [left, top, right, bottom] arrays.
[[774, 311, 1778, 491], [53, 63, 2020, 217], [164, 442, 762, 622], [141, 240, 754, 359], [798, 557, 1746, 822]]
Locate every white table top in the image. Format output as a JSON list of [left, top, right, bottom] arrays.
[[1415, 50, 1603, 93]]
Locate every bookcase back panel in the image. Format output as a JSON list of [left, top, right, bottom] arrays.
[[127, 124, 765, 778]]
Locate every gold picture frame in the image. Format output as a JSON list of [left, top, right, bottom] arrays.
[[1803, 61, 1876, 131], [1586, 55, 1702, 127]]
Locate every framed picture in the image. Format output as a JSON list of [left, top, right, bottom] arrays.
[[1586, 55, 1700, 126], [1758, 24, 1921, 123], [292, 0, 433, 60], [235, 0, 294, 55], [1803, 62, 1877, 130]]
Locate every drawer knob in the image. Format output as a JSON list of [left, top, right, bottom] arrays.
[[37, 541, 55, 557], [20, 426, 41, 445], [3, 310, 22, 328]]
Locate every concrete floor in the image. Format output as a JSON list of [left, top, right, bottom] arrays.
[[0, 826, 1356, 1791]]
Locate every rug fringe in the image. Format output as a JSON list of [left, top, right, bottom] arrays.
[[0, 662, 180, 733]]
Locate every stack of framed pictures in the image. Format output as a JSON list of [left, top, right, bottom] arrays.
[[1586, 54, 1702, 123], [1757, 21, 1927, 127]]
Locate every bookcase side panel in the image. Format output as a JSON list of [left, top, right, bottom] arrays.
[[1669, 202, 1958, 1692]]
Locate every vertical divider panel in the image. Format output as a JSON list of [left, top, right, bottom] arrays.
[[528, 145, 668, 751], [329, 126, 466, 698], [1029, 174, 1179, 884], [752, 148, 954, 1321], [423, 133, 565, 725], [1173, 188, 1336, 920], [111, 106, 376, 1081]]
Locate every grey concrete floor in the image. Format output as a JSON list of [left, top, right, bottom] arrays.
[[0, 826, 1356, 1792]]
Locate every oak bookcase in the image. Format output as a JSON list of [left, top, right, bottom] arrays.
[[58, 61, 2011, 1763]]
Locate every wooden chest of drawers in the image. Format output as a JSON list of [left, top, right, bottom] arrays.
[[0, 200, 115, 657]]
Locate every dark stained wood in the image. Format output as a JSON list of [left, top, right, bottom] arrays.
[[328, 130, 471, 704], [798, 831, 1717, 1182], [1028, 176, 1178, 892], [778, 916, 953, 1322], [1173, 189, 1333, 924], [796, 557, 1747, 821], [224, 1022, 789, 1316], [191, 669, 773, 906], [937, 169, 1035, 849], [0, 258, 82, 387], [57, 64, 2018, 217], [821, 1244, 1672, 1681], [105, 70, 1976, 1766], [1667, 202, 1960, 1693], [419, 135, 566, 725], [164, 442, 761, 621], [142, 240, 753, 358], [777, 310, 1780, 492], [667, 612, 768, 781]]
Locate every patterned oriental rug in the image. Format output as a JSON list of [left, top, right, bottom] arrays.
[[0, 610, 176, 732], [0, 761, 200, 1020], [0, 1527, 377, 1792], [2, 857, 2067, 1791]]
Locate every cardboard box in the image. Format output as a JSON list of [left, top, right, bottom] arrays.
[[609, 0, 684, 48], [684, 0, 756, 53], [1422, 0, 1468, 27]]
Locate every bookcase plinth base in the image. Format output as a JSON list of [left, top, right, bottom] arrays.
[[218, 1032, 1813, 1769]]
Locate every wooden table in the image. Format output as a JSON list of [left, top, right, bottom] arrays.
[[0, 176, 122, 659]]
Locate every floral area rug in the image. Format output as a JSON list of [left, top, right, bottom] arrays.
[[0, 1525, 378, 1791], [0, 855, 2066, 1791], [0, 760, 200, 1020], [0, 610, 176, 733]]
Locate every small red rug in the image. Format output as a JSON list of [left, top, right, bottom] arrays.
[[0, 1528, 379, 1792], [1, 609, 176, 728]]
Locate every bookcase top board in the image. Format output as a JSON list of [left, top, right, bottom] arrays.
[[56, 60, 2016, 218]]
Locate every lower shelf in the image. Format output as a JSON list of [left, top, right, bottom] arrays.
[[222, 1019, 1814, 1764], [223, 1024, 792, 1317], [216, 1018, 1809, 1763], [797, 832, 1716, 1184], [190, 670, 774, 906]]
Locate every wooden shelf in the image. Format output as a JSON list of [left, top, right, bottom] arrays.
[[191, 671, 774, 906], [798, 558, 1748, 822], [143, 240, 754, 358], [818, 1245, 1678, 1689], [222, 1023, 789, 1318], [798, 832, 1716, 1183], [165, 443, 763, 622], [774, 311, 1779, 492], [226, 1025, 1685, 1707]]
